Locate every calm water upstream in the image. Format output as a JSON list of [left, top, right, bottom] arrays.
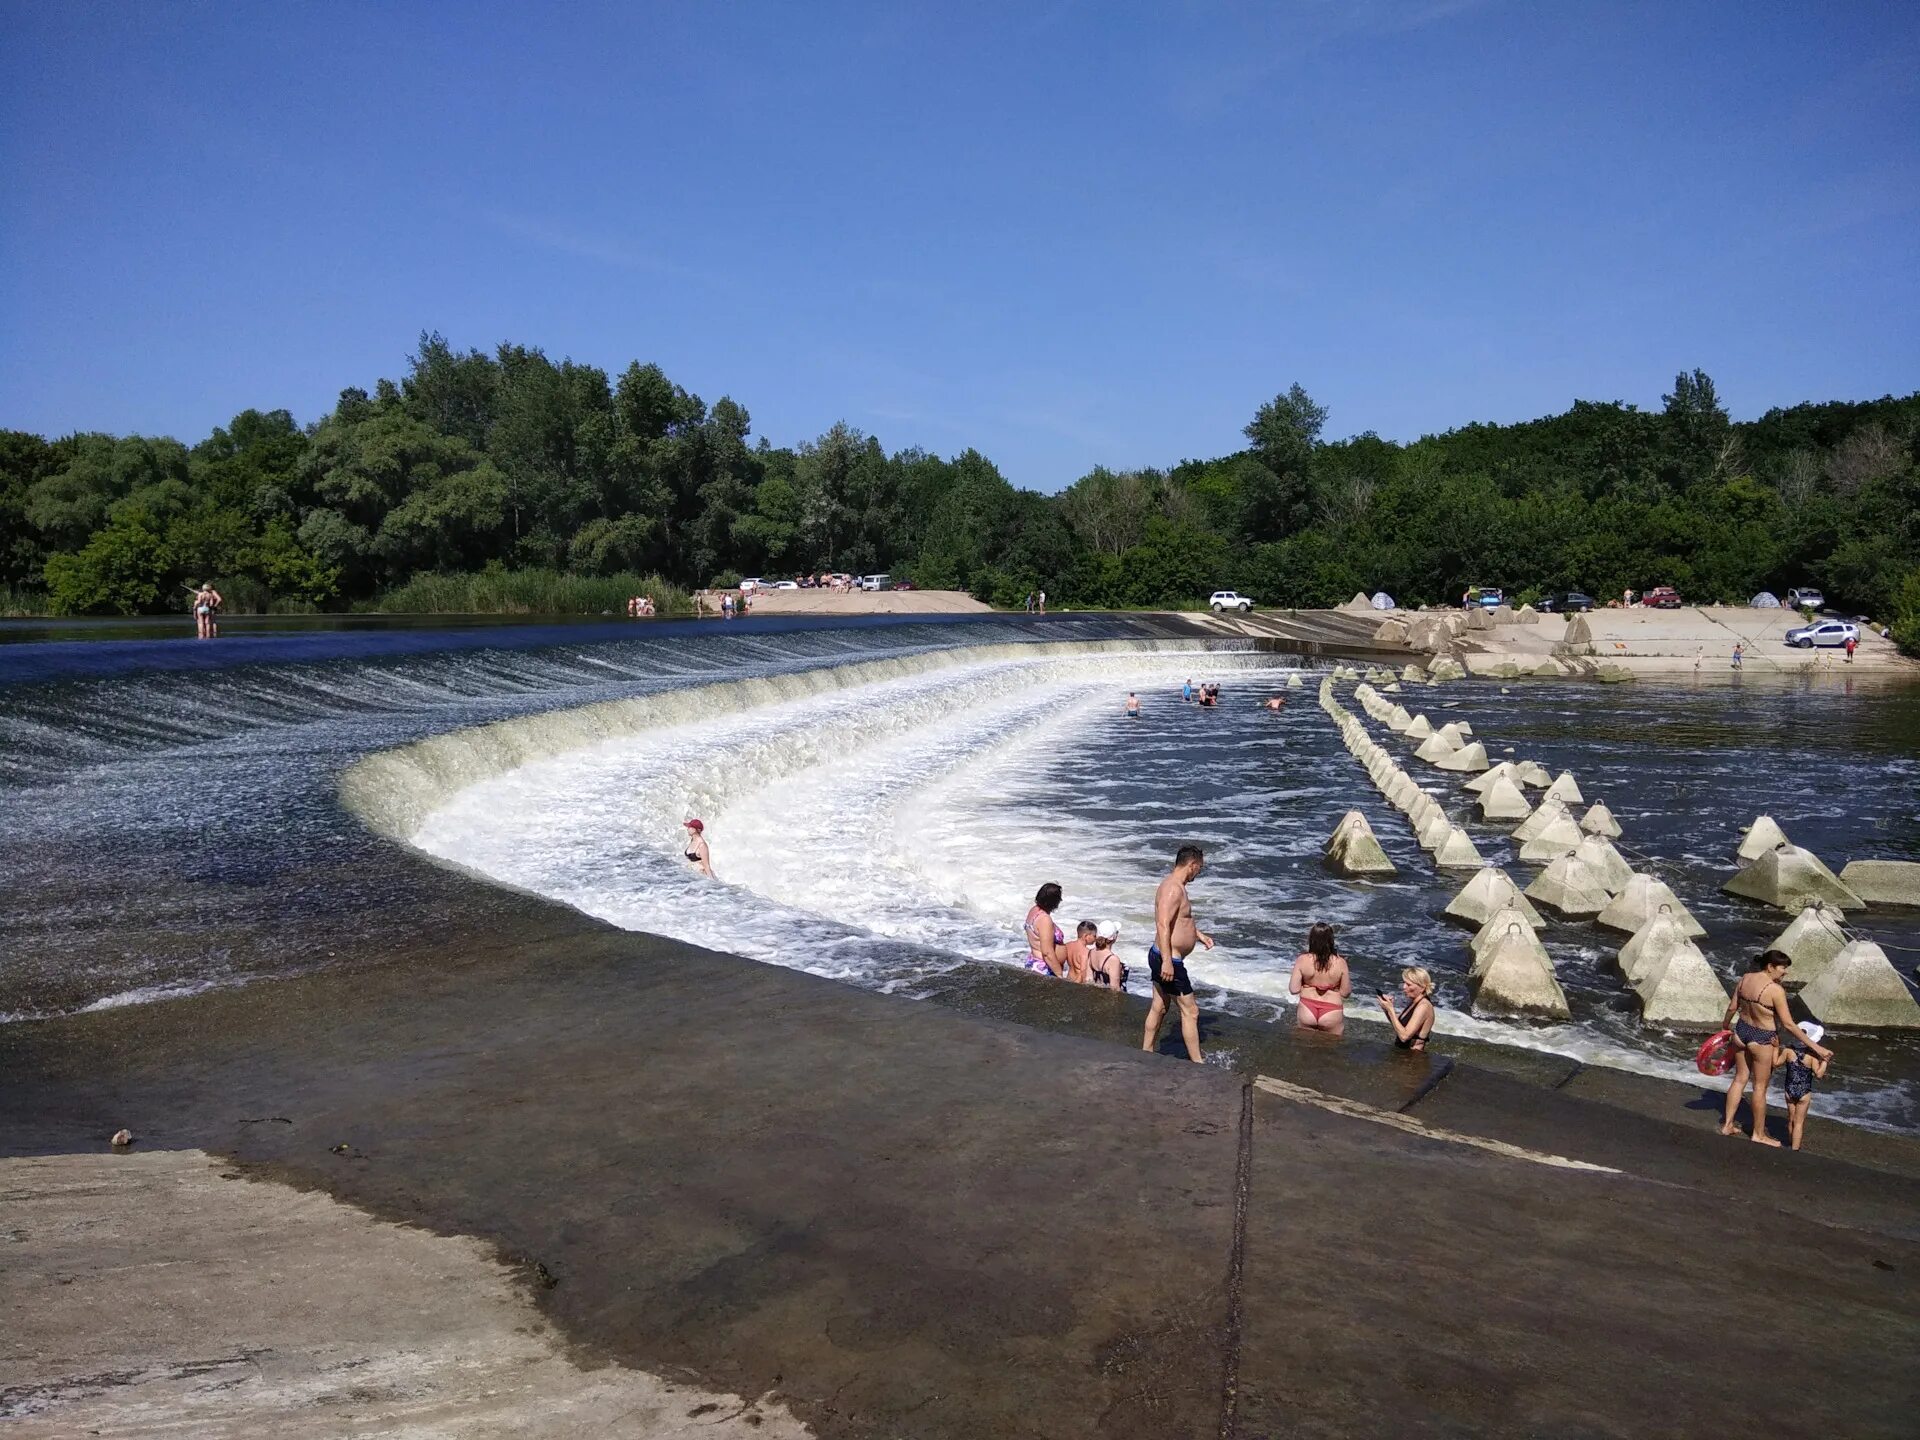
[[4, 618, 1918, 1132]]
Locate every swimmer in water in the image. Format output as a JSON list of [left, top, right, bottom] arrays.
[[683, 818, 713, 877], [1125, 692, 1140, 718], [1264, 696, 1286, 711]]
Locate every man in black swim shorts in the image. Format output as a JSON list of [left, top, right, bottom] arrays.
[[1143, 844, 1213, 1063]]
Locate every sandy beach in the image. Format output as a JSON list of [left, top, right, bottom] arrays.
[[1454, 604, 1915, 677]]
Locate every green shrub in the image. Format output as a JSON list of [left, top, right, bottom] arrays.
[[367, 568, 690, 615]]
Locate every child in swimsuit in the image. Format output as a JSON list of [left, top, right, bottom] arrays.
[[1779, 1021, 1830, 1152]]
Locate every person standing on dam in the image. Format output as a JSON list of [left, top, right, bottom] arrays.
[[1143, 845, 1213, 1063]]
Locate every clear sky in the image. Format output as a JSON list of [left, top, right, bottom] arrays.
[[2, 1, 1915, 489]]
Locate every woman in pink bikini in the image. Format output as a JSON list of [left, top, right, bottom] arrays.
[[1289, 923, 1350, 1034]]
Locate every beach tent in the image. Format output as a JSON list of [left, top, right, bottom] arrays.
[[1750, 591, 1780, 608], [1371, 592, 1397, 610]]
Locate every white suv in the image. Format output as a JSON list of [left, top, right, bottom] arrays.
[[1784, 620, 1858, 649], [1209, 590, 1254, 613]]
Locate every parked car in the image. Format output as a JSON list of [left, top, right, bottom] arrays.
[[738, 578, 764, 592], [892, 579, 916, 591], [1208, 590, 1254, 613], [1539, 591, 1595, 612], [772, 580, 800, 590], [1643, 586, 1682, 609], [1785, 620, 1859, 649], [859, 573, 892, 591], [1786, 587, 1825, 611], [1463, 586, 1503, 609]]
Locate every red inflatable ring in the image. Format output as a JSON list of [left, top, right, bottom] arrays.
[[1696, 1029, 1736, 1076]]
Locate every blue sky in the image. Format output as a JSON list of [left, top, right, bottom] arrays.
[[2, 1, 1915, 489]]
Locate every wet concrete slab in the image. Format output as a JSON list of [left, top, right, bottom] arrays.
[[1235, 1084, 1920, 1439], [7, 894, 1920, 1436]]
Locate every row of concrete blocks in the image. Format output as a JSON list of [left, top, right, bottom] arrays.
[[1319, 676, 1487, 878], [1353, 678, 1730, 1026]]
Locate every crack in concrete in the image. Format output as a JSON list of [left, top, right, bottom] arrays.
[[1217, 1079, 1254, 1440]]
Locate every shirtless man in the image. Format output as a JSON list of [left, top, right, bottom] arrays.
[[1142, 844, 1213, 1063], [1124, 692, 1140, 718]]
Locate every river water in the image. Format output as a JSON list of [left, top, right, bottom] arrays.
[[4, 617, 1918, 1133]]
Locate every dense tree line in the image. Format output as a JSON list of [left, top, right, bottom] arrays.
[[3, 334, 1917, 648]]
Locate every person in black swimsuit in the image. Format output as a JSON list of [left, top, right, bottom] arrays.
[[683, 818, 712, 877], [1377, 966, 1436, 1050]]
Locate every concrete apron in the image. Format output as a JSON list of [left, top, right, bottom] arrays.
[[6, 910, 1920, 1437]]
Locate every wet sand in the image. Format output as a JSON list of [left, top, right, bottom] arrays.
[[7, 873, 1919, 1437]]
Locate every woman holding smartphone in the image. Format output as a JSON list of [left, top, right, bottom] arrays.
[[1377, 967, 1436, 1051]]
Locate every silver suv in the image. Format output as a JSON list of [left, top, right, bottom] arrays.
[[1784, 620, 1858, 648], [1786, 587, 1825, 611]]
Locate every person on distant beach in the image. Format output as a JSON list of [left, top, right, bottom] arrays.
[[1125, 692, 1140, 718], [1720, 951, 1833, 1147], [1024, 883, 1068, 978], [1779, 1021, 1830, 1152], [1290, 923, 1350, 1035], [1377, 967, 1435, 1050], [1089, 920, 1127, 990], [1061, 920, 1099, 983], [683, 818, 713, 877], [1844, 635, 1857, 663], [1037, 589, 1047, 614], [1024, 592, 1034, 614], [192, 582, 222, 639], [1732, 642, 1744, 670], [1143, 845, 1213, 1063]]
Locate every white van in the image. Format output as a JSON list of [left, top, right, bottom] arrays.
[[859, 573, 891, 592]]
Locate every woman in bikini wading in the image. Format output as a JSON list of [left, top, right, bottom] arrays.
[[1720, 949, 1833, 1146], [1289, 923, 1350, 1034]]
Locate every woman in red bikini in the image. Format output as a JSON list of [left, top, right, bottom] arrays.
[[1289, 923, 1350, 1035]]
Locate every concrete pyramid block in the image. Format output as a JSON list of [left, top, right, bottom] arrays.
[[1463, 761, 1516, 795], [1541, 772, 1584, 806], [1340, 591, 1374, 613], [1518, 813, 1584, 863], [1512, 799, 1571, 843], [1473, 939, 1571, 1019], [1434, 722, 1468, 748], [1326, 811, 1397, 877], [1476, 774, 1533, 822], [1286, 672, 1303, 689], [1515, 761, 1552, 788], [1403, 715, 1434, 741], [1434, 826, 1487, 869], [1470, 907, 1545, 965], [1383, 682, 1401, 693], [1736, 815, 1790, 862], [1635, 947, 1729, 1031], [1401, 664, 1426, 682], [1722, 845, 1863, 912], [1383, 774, 1420, 810], [1516, 603, 1539, 619], [1619, 912, 1698, 986], [1452, 721, 1475, 738], [1413, 733, 1459, 764], [1386, 705, 1414, 732], [1417, 811, 1454, 852], [1445, 867, 1544, 927], [1565, 614, 1593, 645], [1597, 878, 1705, 937], [1326, 810, 1372, 854], [1572, 835, 1633, 895], [1766, 905, 1849, 987], [1524, 854, 1610, 916], [1799, 941, 1920, 1028], [1434, 741, 1491, 773], [1579, 802, 1622, 838], [1838, 860, 1920, 907]]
